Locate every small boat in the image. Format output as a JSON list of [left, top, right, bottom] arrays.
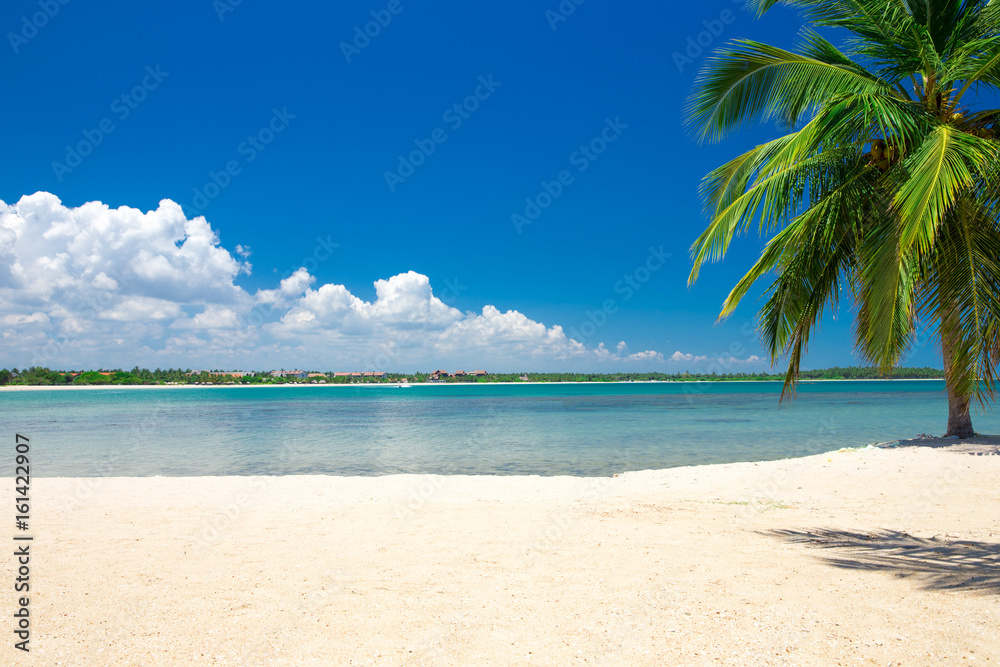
[[396, 383, 411, 388]]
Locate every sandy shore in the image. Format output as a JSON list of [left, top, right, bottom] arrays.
[[4, 439, 998, 665]]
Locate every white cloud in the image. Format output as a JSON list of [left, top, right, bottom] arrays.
[[92, 272, 119, 290], [256, 267, 314, 306], [0, 193, 671, 371], [669, 350, 767, 368], [99, 296, 183, 322], [0, 192, 249, 308], [1, 312, 49, 327], [624, 350, 664, 362], [369, 272, 461, 328], [173, 305, 240, 330], [593, 342, 663, 363], [670, 351, 707, 363]]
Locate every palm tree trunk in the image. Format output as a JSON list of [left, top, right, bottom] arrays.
[[941, 321, 975, 438]]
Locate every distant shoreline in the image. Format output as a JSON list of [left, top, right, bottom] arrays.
[[0, 378, 945, 392]]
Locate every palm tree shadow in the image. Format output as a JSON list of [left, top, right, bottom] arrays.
[[764, 529, 1000, 595]]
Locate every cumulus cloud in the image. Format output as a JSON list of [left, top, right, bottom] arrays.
[[255, 267, 314, 306], [669, 350, 767, 368], [670, 351, 707, 364], [624, 349, 664, 362], [1, 312, 49, 327], [172, 305, 240, 330], [594, 342, 663, 363], [0, 193, 675, 370], [0, 194, 775, 373]]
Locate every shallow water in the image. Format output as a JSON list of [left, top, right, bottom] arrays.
[[3, 381, 996, 476]]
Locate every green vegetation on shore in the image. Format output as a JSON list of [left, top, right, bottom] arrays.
[[0, 366, 945, 386]]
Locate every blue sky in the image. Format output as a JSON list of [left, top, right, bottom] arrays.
[[0, 0, 946, 372]]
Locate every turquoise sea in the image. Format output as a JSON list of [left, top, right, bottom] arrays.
[[4, 380, 997, 477]]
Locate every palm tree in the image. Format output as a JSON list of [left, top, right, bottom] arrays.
[[687, 0, 1000, 438]]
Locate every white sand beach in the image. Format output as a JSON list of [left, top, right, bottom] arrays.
[[4, 439, 999, 665]]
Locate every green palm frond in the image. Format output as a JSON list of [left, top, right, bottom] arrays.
[[758, 211, 856, 396], [950, 41, 1000, 106], [687, 40, 890, 143], [926, 204, 1000, 399], [807, 90, 929, 147], [853, 213, 919, 372], [688, 0, 1000, 422], [719, 165, 875, 319], [892, 125, 997, 253], [689, 138, 861, 283]]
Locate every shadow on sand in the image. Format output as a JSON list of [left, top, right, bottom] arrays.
[[890, 435, 1000, 454], [765, 529, 1000, 595]]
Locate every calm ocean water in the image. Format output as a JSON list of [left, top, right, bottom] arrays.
[[3, 381, 997, 477]]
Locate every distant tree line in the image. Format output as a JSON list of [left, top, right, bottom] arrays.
[[0, 366, 946, 386]]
